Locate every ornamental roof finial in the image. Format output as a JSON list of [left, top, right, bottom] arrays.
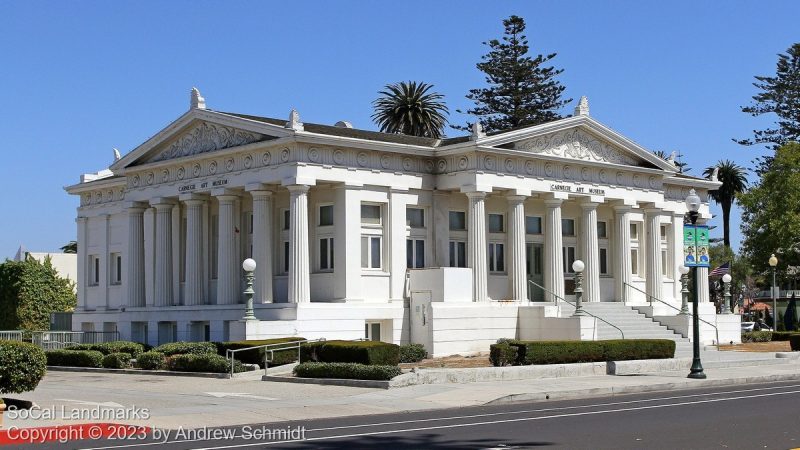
[[470, 121, 486, 140], [286, 109, 304, 131], [190, 87, 206, 110], [574, 96, 589, 116]]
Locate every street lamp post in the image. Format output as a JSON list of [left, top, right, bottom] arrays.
[[242, 258, 257, 321], [679, 265, 690, 314], [770, 254, 778, 330], [721, 273, 732, 314], [572, 260, 586, 317], [685, 189, 706, 379]]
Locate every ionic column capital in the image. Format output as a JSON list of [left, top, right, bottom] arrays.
[[544, 198, 564, 208], [150, 197, 176, 209], [464, 191, 487, 200], [286, 184, 311, 195], [506, 194, 527, 205], [124, 201, 148, 211]]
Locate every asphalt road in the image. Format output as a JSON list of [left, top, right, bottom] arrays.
[[13, 380, 800, 450]]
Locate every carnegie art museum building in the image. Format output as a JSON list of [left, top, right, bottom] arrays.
[[66, 90, 740, 355]]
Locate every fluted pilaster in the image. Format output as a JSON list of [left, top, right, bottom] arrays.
[[507, 195, 527, 301], [466, 191, 488, 302], [544, 198, 565, 302], [581, 201, 600, 302], [126, 203, 146, 307], [288, 185, 310, 303]]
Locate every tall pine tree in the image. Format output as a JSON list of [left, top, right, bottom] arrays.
[[456, 15, 570, 133]]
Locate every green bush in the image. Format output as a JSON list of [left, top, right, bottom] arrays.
[[0, 257, 76, 331], [67, 341, 145, 358], [399, 344, 427, 363], [770, 332, 800, 341], [153, 341, 217, 356], [789, 335, 800, 351], [215, 337, 305, 367], [300, 340, 400, 366], [498, 339, 675, 366], [489, 342, 518, 367], [294, 362, 402, 381], [0, 341, 47, 394], [46, 350, 104, 368], [102, 352, 132, 369], [742, 331, 773, 343], [166, 354, 246, 373], [136, 351, 166, 370]]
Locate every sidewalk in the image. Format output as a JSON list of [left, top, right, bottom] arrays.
[[7, 356, 800, 430]]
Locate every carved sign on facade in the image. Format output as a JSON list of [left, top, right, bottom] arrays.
[[514, 129, 640, 166], [151, 122, 265, 162]]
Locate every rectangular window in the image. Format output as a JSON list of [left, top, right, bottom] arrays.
[[283, 241, 290, 274], [563, 246, 576, 273], [631, 248, 639, 276], [489, 243, 505, 273], [630, 223, 638, 240], [283, 209, 290, 230], [88, 255, 100, 286], [407, 239, 425, 269], [662, 249, 669, 276], [600, 248, 608, 275], [449, 241, 467, 268], [361, 236, 382, 269], [449, 211, 466, 231], [407, 208, 425, 228], [110, 252, 122, 285], [562, 219, 575, 236], [660, 224, 668, 241], [319, 205, 334, 227], [319, 237, 334, 271], [597, 221, 607, 238], [361, 204, 382, 225], [365, 322, 381, 342], [525, 216, 542, 234], [489, 214, 504, 233]]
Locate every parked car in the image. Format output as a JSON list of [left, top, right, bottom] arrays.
[[741, 322, 755, 332]]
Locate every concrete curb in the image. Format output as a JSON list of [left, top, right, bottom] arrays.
[[485, 372, 800, 405], [261, 375, 390, 389], [46, 366, 256, 379]]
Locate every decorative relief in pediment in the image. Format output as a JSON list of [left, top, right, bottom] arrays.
[[149, 122, 266, 163], [513, 129, 640, 166]]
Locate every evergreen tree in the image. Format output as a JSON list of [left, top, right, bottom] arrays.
[[456, 15, 570, 133]]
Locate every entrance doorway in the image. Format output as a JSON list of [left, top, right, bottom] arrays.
[[526, 242, 544, 301]]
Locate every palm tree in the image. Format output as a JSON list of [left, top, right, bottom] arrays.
[[60, 241, 77, 253], [703, 160, 748, 248], [371, 81, 449, 139]]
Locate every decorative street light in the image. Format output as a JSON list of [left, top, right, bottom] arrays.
[[721, 273, 732, 314], [572, 260, 586, 317], [769, 254, 778, 330], [679, 265, 690, 314], [242, 258, 257, 321], [685, 189, 706, 379]]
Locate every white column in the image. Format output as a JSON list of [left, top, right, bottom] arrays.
[[507, 195, 527, 301], [466, 191, 488, 302], [581, 201, 601, 302], [613, 205, 632, 303], [288, 184, 311, 303], [432, 191, 450, 268], [249, 188, 273, 303], [645, 208, 663, 302], [143, 208, 155, 306], [77, 217, 88, 310], [171, 203, 181, 305], [389, 189, 411, 301], [214, 192, 239, 305], [150, 198, 174, 307], [544, 198, 565, 302], [182, 195, 206, 306], [126, 203, 146, 308], [102, 214, 110, 309], [334, 184, 361, 301], [672, 212, 685, 301]]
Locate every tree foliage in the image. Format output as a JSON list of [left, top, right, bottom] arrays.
[[371, 81, 449, 139], [456, 15, 570, 133], [653, 150, 690, 174], [703, 160, 748, 248], [0, 256, 76, 331], [60, 241, 77, 254]]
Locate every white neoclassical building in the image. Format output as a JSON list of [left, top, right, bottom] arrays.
[[66, 90, 739, 355]]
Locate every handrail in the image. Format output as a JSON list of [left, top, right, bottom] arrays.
[[226, 338, 328, 377], [528, 280, 625, 339], [624, 282, 720, 346]]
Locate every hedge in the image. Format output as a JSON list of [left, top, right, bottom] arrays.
[[790, 335, 800, 351], [136, 351, 166, 370], [399, 344, 427, 363], [0, 341, 47, 394], [490, 339, 676, 366], [46, 350, 104, 368], [742, 331, 773, 343], [0, 257, 76, 331], [489, 342, 518, 367], [215, 337, 305, 367], [153, 341, 217, 356], [68, 341, 146, 358], [294, 362, 402, 381], [102, 352, 132, 369], [166, 354, 247, 373], [300, 340, 400, 366], [770, 332, 800, 342]]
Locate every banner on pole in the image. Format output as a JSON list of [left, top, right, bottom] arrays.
[[684, 225, 710, 268]]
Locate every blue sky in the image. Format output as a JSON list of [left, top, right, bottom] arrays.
[[0, 0, 797, 259]]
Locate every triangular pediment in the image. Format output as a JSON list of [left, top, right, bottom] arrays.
[[509, 127, 641, 166], [142, 120, 270, 164]]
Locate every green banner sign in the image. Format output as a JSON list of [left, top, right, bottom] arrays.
[[684, 225, 710, 268]]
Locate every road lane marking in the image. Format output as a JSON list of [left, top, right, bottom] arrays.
[[205, 393, 278, 400]]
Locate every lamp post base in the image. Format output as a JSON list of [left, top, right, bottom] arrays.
[[687, 363, 706, 379]]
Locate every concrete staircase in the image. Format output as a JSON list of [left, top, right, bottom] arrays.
[[558, 302, 694, 354]]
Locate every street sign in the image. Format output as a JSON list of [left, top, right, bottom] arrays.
[[684, 224, 710, 268]]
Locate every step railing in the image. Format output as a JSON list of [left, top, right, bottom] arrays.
[[226, 338, 330, 377], [0, 331, 121, 349], [528, 280, 624, 339], [624, 282, 719, 346], [0, 331, 24, 342]]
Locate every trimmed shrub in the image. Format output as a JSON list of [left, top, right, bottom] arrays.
[[0, 341, 47, 394], [136, 351, 166, 370], [46, 350, 103, 368], [489, 342, 518, 367], [601, 340, 675, 361], [770, 332, 800, 341], [399, 344, 427, 363], [0, 257, 76, 331], [67, 341, 145, 358], [215, 337, 305, 367], [790, 335, 800, 351], [153, 341, 217, 357], [742, 331, 773, 343], [502, 339, 675, 366], [300, 340, 400, 366], [102, 352, 132, 369], [294, 362, 402, 381], [166, 354, 246, 373]]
